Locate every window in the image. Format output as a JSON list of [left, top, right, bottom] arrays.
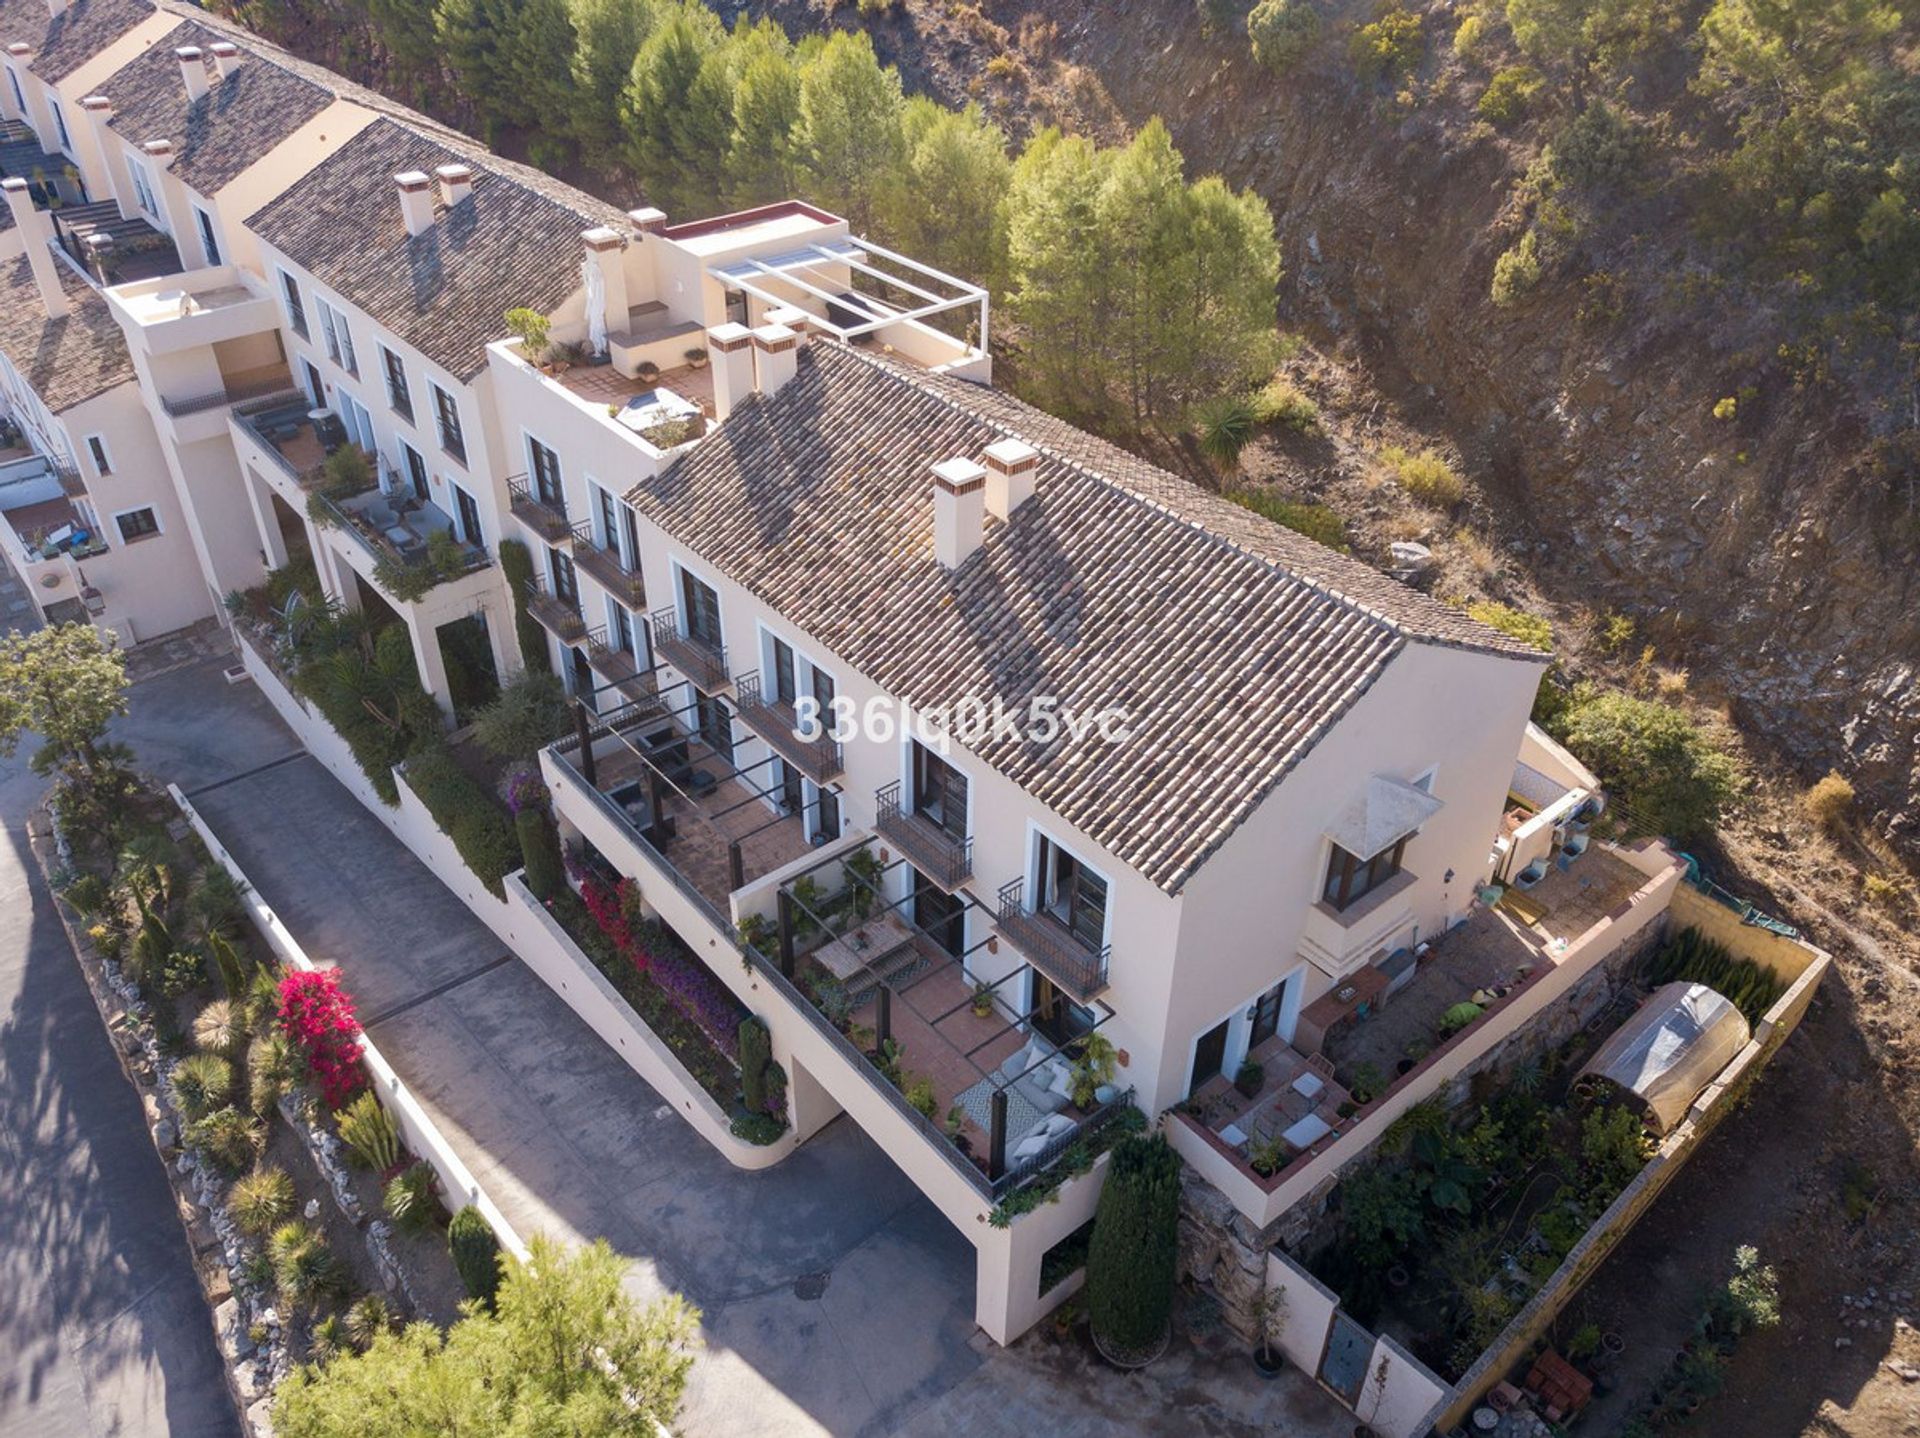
[[528, 436, 563, 509], [6, 68, 23, 116], [280, 271, 308, 338], [450, 482, 482, 548], [1038, 835, 1108, 952], [317, 300, 356, 375], [550, 548, 578, 608], [49, 100, 69, 151], [697, 693, 733, 763], [382, 347, 412, 420], [336, 390, 375, 451], [770, 636, 797, 705], [910, 742, 967, 842], [84, 435, 111, 476], [128, 159, 159, 219], [1322, 839, 1408, 912], [400, 440, 428, 503], [113, 507, 160, 543], [1249, 977, 1292, 1050], [594, 483, 622, 557], [432, 384, 465, 463], [193, 206, 220, 266], [814, 786, 841, 843], [811, 665, 835, 722], [301, 358, 325, 409], [678, 568, 721, 647], [609, 600, 635, 656]]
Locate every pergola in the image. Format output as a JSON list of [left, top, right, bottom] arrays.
[[708, 235, 989, 348]]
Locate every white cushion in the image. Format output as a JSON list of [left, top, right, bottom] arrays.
[[1292, 1071, 1325, 1101], [1281, 1113, 1333, 1150], [1047, 1061, 1076, 1101]]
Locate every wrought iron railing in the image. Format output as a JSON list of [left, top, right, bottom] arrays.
[[161, 377, 300, 420], [648, 605, 729, 692], [995, 878, 1111, 1002], [733, 671, 842, 782], [873, 780, 972, 890], [569, 522, 647, 606], [523, 574, 586, 641], [506, 473, 572, 543]]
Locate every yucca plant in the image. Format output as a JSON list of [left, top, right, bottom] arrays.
[[1192, 394, 1258, 472], [243, 966, 282, 1033], [308, 1312, 350, 1365], [344, 1294, 394, 1351], [383, 1161, 438, 1234], [190, 998, 246, 1060], [229, 1165, 295, 1237], [336, 1091, 400, 1172], [247, 1031, 299, 1119], [184, 1106, 264, 1177], [269, 1221, 345, 1308], [170, 1052, 233, 1123]]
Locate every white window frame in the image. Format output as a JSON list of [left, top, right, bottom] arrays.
[[83, 434, 112, 477], [335, 387, 376, 452], [127, 156, 159, 220], [111, 504, 162, 544], [1025, 823, 1112, 951], [193, 205, 221, 267], [278, 268, 308, 337]]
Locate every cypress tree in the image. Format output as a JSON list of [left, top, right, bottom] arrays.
[[448, 1204, 503, 1309], [738, 1015, 770, 1112], [516, 805, 564, 903], [1085, 1134, 1181, 1359]]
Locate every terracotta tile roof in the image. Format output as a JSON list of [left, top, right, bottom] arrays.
[[0, 0, 156, 82], [100, 21, 330, 195], [0, 254, 135, 412], [625, 343, 1546, 893], [244, 117, 628, 380]]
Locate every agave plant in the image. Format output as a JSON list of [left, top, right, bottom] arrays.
[[229, 1165, 295, 1238], [344, 1294, 394, 1351], [170, 1052, 234, 1123]]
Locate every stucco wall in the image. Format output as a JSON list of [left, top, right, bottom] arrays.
[[1667, 884, 1822, 985]]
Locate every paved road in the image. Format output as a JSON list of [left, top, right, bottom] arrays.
[[0, 649, 250, 1435]]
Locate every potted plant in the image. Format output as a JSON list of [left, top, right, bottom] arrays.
[[944, 1104, 970, 1154], [635, 360, 661, 384], [1251, 1275, 1288, 1377], [684, 345, 709, 369], [1234, 1058, 1264, 1099], [503, 308, 552, 369], [1070, 1033, 1118, 1109], [736, 912, 773, 955], [970, 981, 995, 1018]]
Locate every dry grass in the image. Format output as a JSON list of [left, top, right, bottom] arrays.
[[1375, 444, 1466, 506]]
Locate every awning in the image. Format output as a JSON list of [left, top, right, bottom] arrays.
[[1575, 982, 1751, 1134], [1324, 775, 1445, 859]]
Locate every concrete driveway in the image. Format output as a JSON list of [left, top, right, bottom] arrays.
[[157, 653, 1357, 1438]]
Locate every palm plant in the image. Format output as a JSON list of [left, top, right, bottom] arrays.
[[1192, 394, 1258, 472], [269, 1221, 346, 1308], [344, 1294, 394, 1351]]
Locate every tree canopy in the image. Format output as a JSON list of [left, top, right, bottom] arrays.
[[1560, 691, 1744, 839], [272, 1235, 699, 1437], [0, 623, 130, 779]]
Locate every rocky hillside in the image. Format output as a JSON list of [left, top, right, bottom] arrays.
[[744, 0, 1920, 864]]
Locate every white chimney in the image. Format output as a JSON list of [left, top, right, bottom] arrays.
[[707, 323, 754, 421], [582, 226, 630, 345], [931, 457, 986, 570], [141, 138, 174, 169], [752, 322, 798, 396], [1, 178, 70, 319], [627, 206, 666, 235], [5, 43, 30, 61], [176, 47, 208, 103], [44, 0, 66, 18], [394, 170, 433, 237], [434, 162, 472, 208], [209, 42, 241, 80], [983, 438, 1039, 521]]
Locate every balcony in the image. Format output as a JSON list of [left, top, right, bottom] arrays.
[[582, 626, 665, 708], [733, 671, 843, 783], [873, 781, 972, 891], [316, 486, 492, 601], [235, 398, 331, 490], [524, 575, 586, 643], [161, 374, 299, 420], [570, 525, 646, 606], [649, 606, 729, 692], [994, 879, 1111, 1002], [54, 202, 182, 285], [506, 474, 573, 543]]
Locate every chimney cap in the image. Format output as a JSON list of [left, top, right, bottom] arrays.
[[0, 176, 29, 194], [931, 457, 987, 493], [434, 162, 472, 182], [707, 322, 753, 352], [208, 41, 239, 56], [79, 93, 110, 111], [628, 206, 667, 233], [393, 169, 431, 191], [984, 437, 1039, 473], [142, 139, 173, 157], [751, 322, 797, 353], [4, 42, 30, 57], [763, 304, 810, 333], [582, 225, 622, 252], [174, 44, 204, 59]]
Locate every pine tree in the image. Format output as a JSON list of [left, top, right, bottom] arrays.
[[569, 0, 661, 167], [796, 30, 906, 234], [724, 21, 803, 206], [883, 97, 1012, 289], [618, 1, 727, 215]]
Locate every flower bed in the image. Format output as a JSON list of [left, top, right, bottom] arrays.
[[548, 869, 743, 1107]]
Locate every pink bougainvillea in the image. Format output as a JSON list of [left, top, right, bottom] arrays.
[[277, 969, 366, 1108], [577, 874, 740, 1058]]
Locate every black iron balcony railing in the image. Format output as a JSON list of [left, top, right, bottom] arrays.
[[506, 474, 572, 543], [569, 521, 646, 606], [524, 575, 586, 642], [648, 606, 729, 692], [161, 377, 300, 420], [733, 672, 842, 783], [995, 879, 1111, 1002], [873, 781, 972, 891], [582, 626, 666, 710]]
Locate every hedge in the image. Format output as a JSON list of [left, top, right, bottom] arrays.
[[497, 539, 551, 675], [447, 1204, 502, 1309], [404, 746, 518, 897], [1086, 1134, 1181, 1357]]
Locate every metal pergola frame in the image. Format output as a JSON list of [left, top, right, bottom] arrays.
[[709, 234, 990, 349]]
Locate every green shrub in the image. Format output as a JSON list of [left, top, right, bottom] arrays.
[[384, 1161, 439, 1233], [1561, 693, 1744, 840], [516, 805, 565, 903], [1377, 444, 1465, 506], [1350, 3, 1423, 83], [248, 1031, 299, 1118], [1247, 0, 1320, 73], [738, 1016, 771, 1113], [1085, 1134, 1181, 1357], [336, 1091, 401, 1171], [1465, 601, 1552, 652], [205, 930, 250, 1000], [1478, 65, 1543, 126], [1229, 489, 1349, 550], [730, 1111, 785, 1144], [1491, 229, 1543, 305], [905, 1075, 938, 1119], [157, 947, 207, 998], [1249, 375, 1320, 431], [344, 1294, 394, 1351], [404, 745, 518, 896], [1548, 101, 1644, 191], [497, 540, 551, 675], [1645, 926, 1785, 1024], [184, 1106, 264, 1177], [473, 670, 569, 761], [171, 1052, 234, 1122], [269, 1221, 347, 1308], [1192, 393, 1258, 470], [1452, 13, 1486, 55], [230, 1165, 296, 1237], [448, 1204, 502, 1309], [62, 872, 111, 916]]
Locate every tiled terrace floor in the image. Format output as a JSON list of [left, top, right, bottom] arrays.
[[590, 737, 812, 912], [1324, 847, 1649, 1082], [1189, 1039, 1355, 1167], [560, 359, 717, 417]]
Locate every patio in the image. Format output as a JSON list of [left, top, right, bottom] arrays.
[[558, 358, 715, 447], [1186, 1040, 1354, 1175], [1321, 846, 1649, 1086]]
